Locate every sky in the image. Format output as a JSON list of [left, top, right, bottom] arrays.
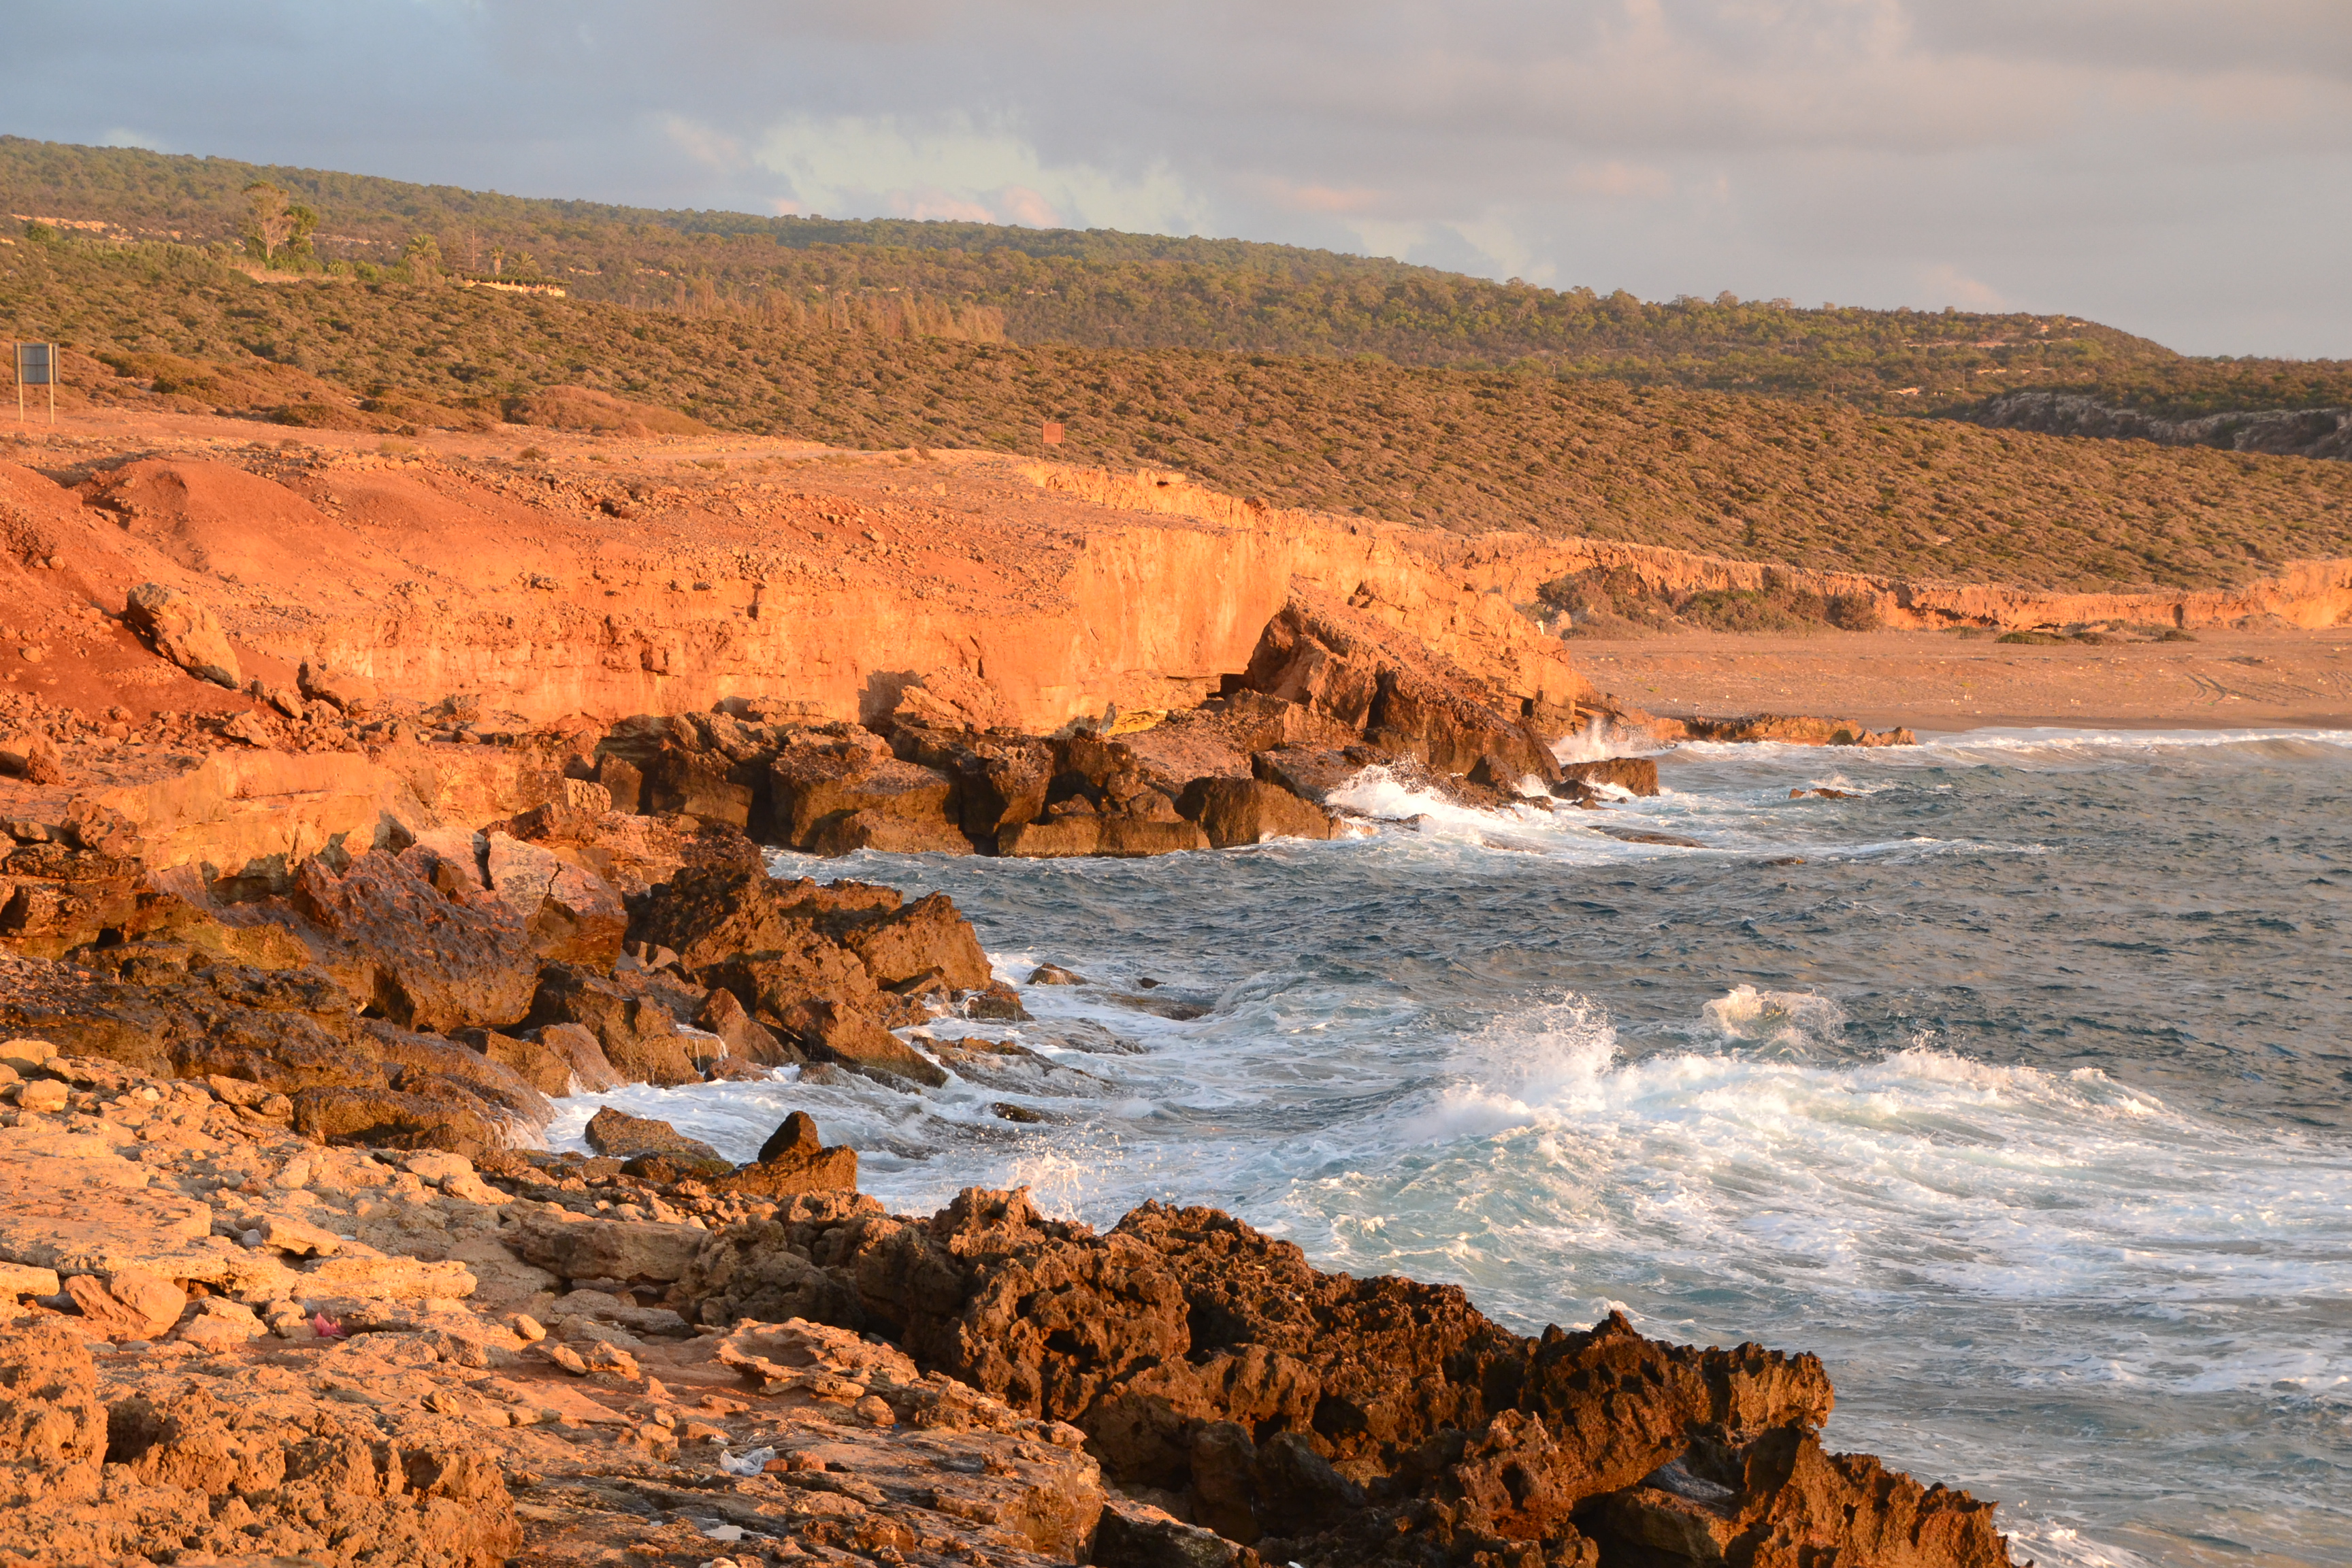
[[12, 1, 2352, 357]]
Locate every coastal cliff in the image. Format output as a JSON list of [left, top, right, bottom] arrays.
[[5, 442, 2342, 777], [0, 426, 2280, 1567]]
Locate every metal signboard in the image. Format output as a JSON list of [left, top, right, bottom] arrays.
[[14, 343, 56, 424], [1041, 421, 1064, 446]]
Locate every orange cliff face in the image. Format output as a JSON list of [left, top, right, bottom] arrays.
[[1027, 461, 2352, 636], [0, 442, 1595, 732], [7, 422, 2341, 744]]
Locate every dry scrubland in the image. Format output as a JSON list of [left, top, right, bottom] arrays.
[[8, 134, 2352, 420], [7, 240, 2352, 597]]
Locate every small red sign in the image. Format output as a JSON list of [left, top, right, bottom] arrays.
[[1041, 422, 1064, 445]]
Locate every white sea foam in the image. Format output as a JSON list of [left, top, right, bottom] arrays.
[[1550, 717, 1664, 764], [1897, 724, 2350, 768], [544, 970, 2352, 1566], [1699, 984, 1848, 1049], [553, 979, 2352, 1411], [1303, 995, 2352, 1388], [1323, 764, 1549, 828]]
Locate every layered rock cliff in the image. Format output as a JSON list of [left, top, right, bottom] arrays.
[[10, 439, 2340, 779], [1029, 460, 2352, 635], [0, 447, 1592, 736]]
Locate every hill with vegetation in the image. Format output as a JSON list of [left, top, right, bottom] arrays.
[[10, 135, 2350, 420], [7, 231, 2350, 594]]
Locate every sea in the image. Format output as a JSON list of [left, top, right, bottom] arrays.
[[548, 724, 2352, 1568]]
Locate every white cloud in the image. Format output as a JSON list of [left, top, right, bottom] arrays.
[[97, 127, 169, 152], [1917, 263, 2007, 311], [659, 115, 745, 172], [751, 114, 1209, 233]]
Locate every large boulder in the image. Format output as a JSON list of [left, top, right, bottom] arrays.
[[772, 743, 965, 851], [596, 714, 779, 830], [776, 998, 947, 1088], [893, 727, 1056, 848], [1177, 779, 1335, 848], [891, 669, 1020, 732], [291, 851, 539, 1031], [457, 1022, 621, 1098], [810, 808, 975, 856], [360, 1019, 554, 1132], [839, 892, 993, 992], [1587, 1425, 2014, 1568], [583, 1105, 719, 1162], [1098, 819, 1213, 857], [507, 1211, 708, 1286], [123, 583, 241, 689], [1237, 604, 1386, 728], [701, 941, 879, 1026], [523, 966, 700, 1087], [630, 864, 896, 970], [63, 1269, 185, 1341], [680, 1192, 1912, 1566], [693, 986, 798, 1066], [650, 745, 757, 828], [1558, 757, 1661, 796], [1249, 746, 1383, 806], [705, 1111, 859, 1198], [1237, 598, 1565, 785], [483, 832, 627, 966], [1367, 669, 1562, 785], [632, 866, 949, 1026], [998, 813, 1101, 858], [165, 1000, 380, 1094], [0, 846, 145, 958], [296, 660, 380, 713], [504, 799, 762, 900], [290, 1084, 506, 1156]]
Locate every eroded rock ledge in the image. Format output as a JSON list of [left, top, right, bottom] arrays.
[[0, 1045, 2018, 1568], [0, 813, 1021, 1142]]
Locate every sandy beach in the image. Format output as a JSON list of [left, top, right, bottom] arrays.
[[1575, 626, 2352, 732]]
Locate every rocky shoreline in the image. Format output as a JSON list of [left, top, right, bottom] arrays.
[[0, 519, 2010, 1564], [0, 577, 1916, 1145], [0, 720, 2019, 1566], [1, 1038, 2014, 1568], [0, 683, 2016, 1565]]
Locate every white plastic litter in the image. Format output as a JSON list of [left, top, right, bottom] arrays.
[[715, 1446, 773, 1477]]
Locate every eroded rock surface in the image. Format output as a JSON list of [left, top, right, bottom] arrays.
[[672, 1188, 2019, 1568], [0, 1057, 1116, 1567], [0, 1029, 2016, 1568]]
